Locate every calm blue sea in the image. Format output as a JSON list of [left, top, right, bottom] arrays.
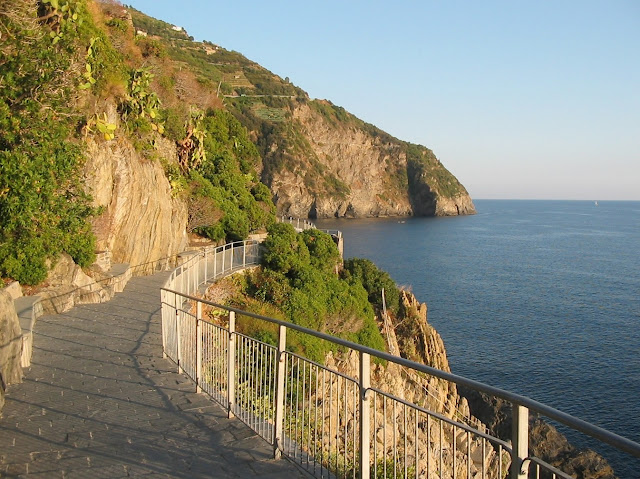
[[317, 200, 640, 477]]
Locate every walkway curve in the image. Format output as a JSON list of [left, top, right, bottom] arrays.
[[0, 272, 309, 478]]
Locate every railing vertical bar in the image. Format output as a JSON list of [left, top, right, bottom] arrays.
[[393, 400, 397, 479], [373, 393, 378, 479], [439, 419, 443, 479], [273, 324, 286, 459], [404, 403, 407, 479], [453, 422, 457, 479], [196, 302, 202, 393], [329, 371, 333, 474], [383, 396, 387, 479], [352, 380, 357, 479], [288, 355, 294, 457], [427, 414, 431, 476], [482, 437, 486, 479], [314, 366, 319, 476], [308, 361, 314, 468], [294, 356, 299, 460], [246, 336, 251, 425], [343, 376, 347, 478], [227, 311, 236, 419], [321, 368, 326, 478], [258, 345, 269, 437], [336, 372, 340, 476], [271, 346, 276, 441], [415, 408, 419, 479], [303, 361, 308, 467]]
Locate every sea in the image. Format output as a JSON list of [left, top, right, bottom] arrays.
[[317, 200, 640, 477]]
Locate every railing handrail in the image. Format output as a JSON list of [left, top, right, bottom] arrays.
[[162, 286, 640, 459]]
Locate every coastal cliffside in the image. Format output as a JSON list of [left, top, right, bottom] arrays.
[[83, 112, 188, 268], [246, 100, 476, 219]]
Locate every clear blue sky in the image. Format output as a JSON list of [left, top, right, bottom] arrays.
[[125, 1, 639, 200]]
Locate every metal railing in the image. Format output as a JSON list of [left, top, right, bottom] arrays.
[[279, 215, 317, 231], [160, 240, 640, 479]]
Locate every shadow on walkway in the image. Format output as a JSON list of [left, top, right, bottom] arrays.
[[0, 274, 308, 478]]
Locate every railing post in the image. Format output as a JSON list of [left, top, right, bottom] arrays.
[[227, 311, 236, 419], [511, 404, 529, 479], [273, 324, 287, 459], [359, 351, 371, 478], [161, 289, 167, 359], [242, 241, 246, 268], [222, 244, 226, 274], [196, 301, 203, 393], [214, 247, 217, 280], [191, 259, 196, 294], [176, 292, 182, 374], [204, 249, 208, 283]]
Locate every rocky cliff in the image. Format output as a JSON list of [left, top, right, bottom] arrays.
[[318, 290, 500, 478], [0, 287, 23, 413], [245, 100, 476, 219], [461, 390, 616, 479], [83, 109, 188, 269]]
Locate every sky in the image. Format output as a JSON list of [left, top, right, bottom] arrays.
[[124, 0, 640, 200]]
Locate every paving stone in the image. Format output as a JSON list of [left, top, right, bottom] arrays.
[[0, 274, 309, 478]]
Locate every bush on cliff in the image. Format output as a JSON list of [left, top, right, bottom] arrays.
[[245, 224, 385, 362], [342, 258, 400, 315], [181, 109, 275, 242], [0, 0, 99, 285]]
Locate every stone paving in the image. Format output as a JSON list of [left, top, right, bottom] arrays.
[[0, 273, 309, 478]]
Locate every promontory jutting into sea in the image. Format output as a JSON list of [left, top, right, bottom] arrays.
[[319, 199, 640, 476]]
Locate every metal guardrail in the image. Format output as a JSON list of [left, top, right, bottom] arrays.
[[160, 239, 640, 479], [279, 215, 317, 231]]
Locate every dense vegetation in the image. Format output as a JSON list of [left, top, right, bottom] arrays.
[[182, 109, 275, 241], [0, 0, 114, 284], [0, 1, 276, 285], [239, 224, 388, 361]]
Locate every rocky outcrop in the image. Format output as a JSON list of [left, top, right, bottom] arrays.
[[319, 290, 500, 478], [84, 117, 188, 269], [33, 254, 131, 316], [0, 288, 23, 413], [461, 389, 616, 479], [261, 102, 476, 219]]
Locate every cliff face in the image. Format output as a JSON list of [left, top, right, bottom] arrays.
[[83, 111, 188, 268], [257, 101, 476, 219], [461, 379, 616, 478], [321, 290, 500, 478], [0, 288, 23, 412], [269, 103, 412, 218]]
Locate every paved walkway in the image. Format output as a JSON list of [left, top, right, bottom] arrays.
[[0, 273, 308, 478]]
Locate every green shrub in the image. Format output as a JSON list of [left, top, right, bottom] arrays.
[[300, 229, 341, 274], [246, 225, 386, 361], [342, 258, 400, 315], [261, 223, 310, 275], [0, 0, 97, 284], [160, 106, 187, 142]]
